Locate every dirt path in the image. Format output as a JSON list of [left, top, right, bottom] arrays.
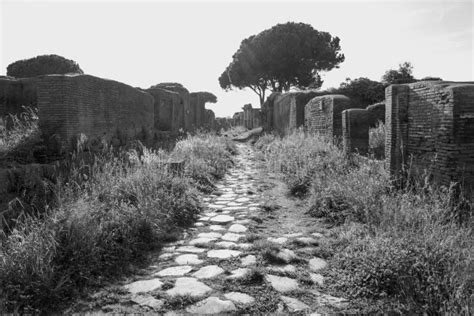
[[67, 143, 348, 314]]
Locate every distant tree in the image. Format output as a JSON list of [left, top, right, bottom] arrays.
[[6, 54, 83, 78], [219, 22, 345, 105], [381, 61, 417, 85], [337, 77, 385, 106]]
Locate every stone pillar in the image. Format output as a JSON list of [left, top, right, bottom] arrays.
[[385, 85, 409, 179], [342, 109, 369, 155]]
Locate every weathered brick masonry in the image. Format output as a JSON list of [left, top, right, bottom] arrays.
[[342, 108, 369, 155], [38, 74, 154, 149], [146, 88, 181, 131], [386, 81, 474, 188], [0, 76, 38, 122], [304, 95, 352, 139], [241, 104, 262, 130]]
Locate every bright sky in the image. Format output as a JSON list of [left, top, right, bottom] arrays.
[[1, 0, 473, 117]]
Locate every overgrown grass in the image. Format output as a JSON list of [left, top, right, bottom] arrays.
[[369, 121, 385, 159], [256, 130, 473, 313], [0, 133, 235, 312]]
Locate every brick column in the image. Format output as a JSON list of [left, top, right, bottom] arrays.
[[385, 84, 409, 179], [342, 109, 369, 155]]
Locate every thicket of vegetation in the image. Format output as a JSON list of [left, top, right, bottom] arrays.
[[255, 130, 472, 314], [0, 115, 236, 312], [6, 54, 84, 78]]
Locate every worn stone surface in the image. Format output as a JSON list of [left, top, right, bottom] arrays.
[[124, 278, 163, 294], [189, 237, 216, 246], [207, 249, 241, 259], [131, 295, 163, 309], [224, 292, 255, 305], [310, 273, 324, 286], [192, 265, 224, 279], [268, 264, 296, 273], [309, 258, 328, 271], [210, 215, 234, 223], [154, 265, 193, 277], [198, 232, 222, 239], [265, 275, 299, 292], [275, 249, 298, 263], [240, 255, 257, 266], [268, 237, 288, 244], [174, 254, 203, 265], [185, 297, 236, 314], [228, 224, 248, 233], [280, 296, 309, 312], [221, 232, 244, 242], [227, 268, 249, 279], [176, 246, 206, 253], [166, 277, 212, 297]]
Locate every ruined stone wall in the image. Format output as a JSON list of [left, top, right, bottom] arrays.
[[252, 109, 261, 129], [272, 94, 291, 135], [289, 91, 323, 130], [385, 81, 474, 188], [233, 112, 244, 126], [0, 77, 38, 122], [304, 95, 352, 139], [146, 88, 181, 131], [366, 102, 385, 127], [190, 93, 205, 130], [38, 74, 154, 149], [342, 109, 369, 155], [205, 109, 216, 130]]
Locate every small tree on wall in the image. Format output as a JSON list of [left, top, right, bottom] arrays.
[[381, 62, 417, 85], [219, 22, 345, 106], [7, 54, 84, 78]]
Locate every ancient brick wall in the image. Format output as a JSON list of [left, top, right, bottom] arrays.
[[342, 108, 369, 155], [146, 88, 181, 132], [0, 77, 38, 123], [304, 95, 352, 139], [386, 81, 474, 188], [272, 94, 292, 135], [366, 102, 385, 127], [38, 74, 154, 149], [252, 109, 261, 129], [205, 109, 216, 130], [190, 93, 205, 130], [288, 91, 323, 130], [233, 112, 244, 126]]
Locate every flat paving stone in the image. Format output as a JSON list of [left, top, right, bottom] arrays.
[[223, 206, 247, 211], [309, 258, 328, 271], [166, 277, 212, 297], [176, 246, 206, 253], [268, 264, 296, 273], [224, 292, 255, 304], [310, 273, 324, 286], [234, 219, 251, 224], [268, 237, 288, 244], [207, 249, 241, 259], [228, 224, 248, 233], [236, 243, 252, 249], [209, 225, 226, 231], [154, 265, 193, 277], [312, 232, 325, 238], [235, 197, 250, 203], [227, 268, 249, 279], [195, 222, 204, 227], [265, 275, 299, 293], [174, 254, 203, 265], [215, 241, 237, 248], [186, 297, 236, 314], [284, 232, 303, 238], [280, 296, 309, 312], [131, 295, 163, 309], [199, 216, 210, 221], [221, 232, 244, 242], [198, 232, 223, 239], [275, 249, 298, 263], [210, 215, 235, 223], [240, 255, 257, 266], [192, 265, 224, 279], [227, 202, 243, 206], [124, 278, 163, 294], [159, 253, 174, 260], [189, 237, 217, 246], [296, 237, 319, 245]]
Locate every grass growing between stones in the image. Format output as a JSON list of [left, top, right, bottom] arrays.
[[0, 133, 235, 312], [256, 130, 473, 314]]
